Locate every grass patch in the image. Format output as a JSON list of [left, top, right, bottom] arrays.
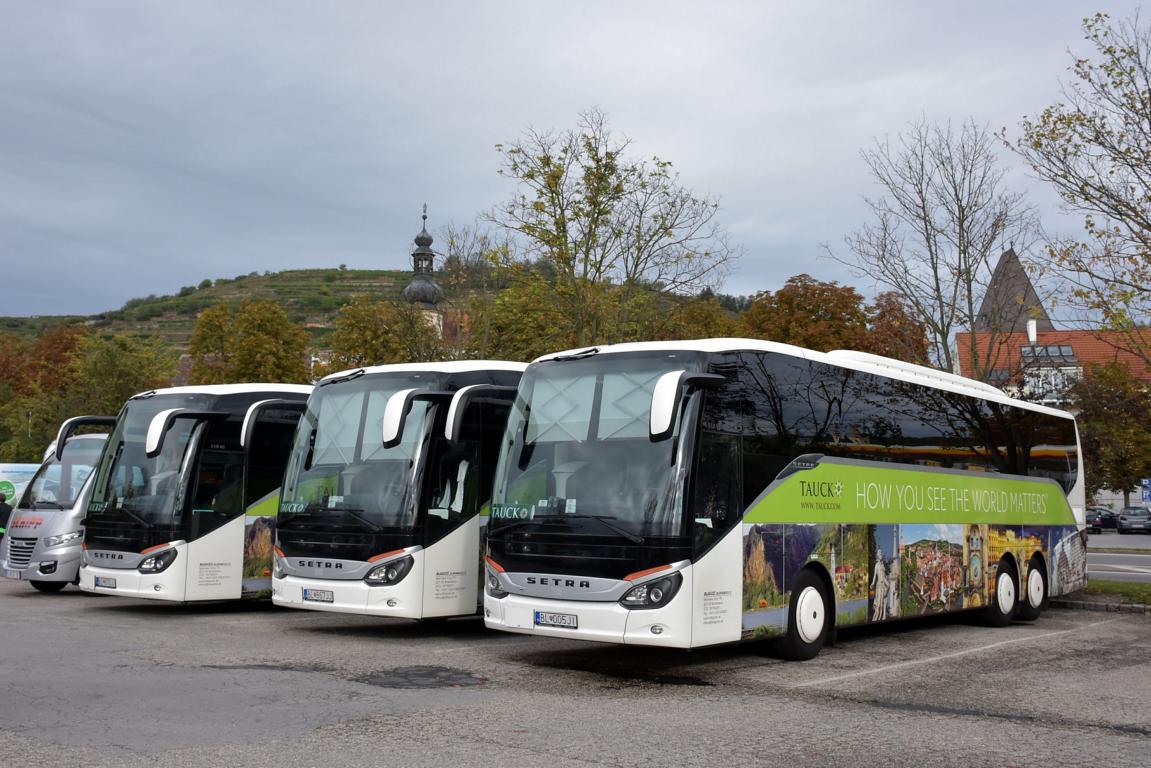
[[1081, 579, 1151, 605]]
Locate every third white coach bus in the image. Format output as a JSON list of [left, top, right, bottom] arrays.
[[483, 340, 1086, 659]]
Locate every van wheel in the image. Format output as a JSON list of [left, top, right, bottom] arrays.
[[981, 559, 1016, 627], [30, 581, 67, 593], [775, 569, 830, 661], [1015, 557, 1046, 622]]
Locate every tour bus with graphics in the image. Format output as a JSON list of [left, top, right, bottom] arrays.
[[0, 418, 116, 591], [79, 384, 311, 601], [272, 361, 524, 620], [483, 340, 1086, 659]]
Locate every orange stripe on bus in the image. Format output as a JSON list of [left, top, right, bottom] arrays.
[[140, 543, 170, 555], [623, 564, 671, 581], [274, 546, 285, 558], [485, 556, 505, 573], [368, 549, 406, 563]]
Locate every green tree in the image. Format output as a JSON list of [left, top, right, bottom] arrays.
[[0, 334, 175, 462], [489, 108, 738, 348], [1070, 362, 1151, 505], [1012, 12, 1151, 362], [327, 295, 445, 368], [737, 274, 869, 352], [189, 300, 309, 384]]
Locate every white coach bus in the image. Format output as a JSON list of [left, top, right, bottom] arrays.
[[272, 361, 524, 620], [79, 384, 311, 601], [483, 340, 1086, 659]]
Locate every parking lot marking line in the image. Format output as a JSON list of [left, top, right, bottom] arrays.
[[793, 618, 1122, 689]]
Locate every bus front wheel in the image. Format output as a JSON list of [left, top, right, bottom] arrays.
[[981, 559, 1017, 627], [30, 581, 67, 593], [776, 569, 830, 661]]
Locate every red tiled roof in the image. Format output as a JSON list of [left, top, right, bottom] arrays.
[[954, 329, 1151, 382]]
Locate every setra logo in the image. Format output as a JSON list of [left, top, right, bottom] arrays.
[[90, 552, 124, 560], [296, 560, 343, 569], [525, 576, 592, 588]]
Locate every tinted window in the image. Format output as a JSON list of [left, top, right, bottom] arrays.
[[711, 351, 1079, 504]]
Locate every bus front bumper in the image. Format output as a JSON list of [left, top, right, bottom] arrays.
[[1, 546, 82, 583], [272, 573, 424, 619], [483, 590, 692, 648], [78, 560, 187, 601]]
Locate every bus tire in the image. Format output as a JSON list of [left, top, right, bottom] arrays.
[[981, 558, 1016, 627], [30, 581, 67, 593], [1015, 556, 1046, 622], [776, 569, 830, 661]]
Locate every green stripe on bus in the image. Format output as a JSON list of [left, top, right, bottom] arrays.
[[744, 461, 1075, 526], [246, 489, 280, 517]]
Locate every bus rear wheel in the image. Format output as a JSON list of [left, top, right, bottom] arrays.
[[1015, 557, 1046, 622], [775, 569, 830, 661], [30, 581, 67, 593], [981, 559, 1016, 627]]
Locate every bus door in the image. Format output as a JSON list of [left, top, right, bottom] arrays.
[[422, 385, 517, 616], [239, 401, 306, 597]]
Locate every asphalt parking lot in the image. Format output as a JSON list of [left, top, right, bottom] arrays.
[[1, 579, 1148, 768]]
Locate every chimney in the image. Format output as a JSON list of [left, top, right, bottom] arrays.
[[1026, 318, 1037, 345]]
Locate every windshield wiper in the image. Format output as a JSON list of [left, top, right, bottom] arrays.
[[551, 347, 599, 361], [107, 505, 154, 529], [562, 515, 644, 543], [487, 517, 570, 537], [31, 500, 66, 510], [339, 508, 383, 532], [489, 514, 643, 543], [320, 368, 365, 387]]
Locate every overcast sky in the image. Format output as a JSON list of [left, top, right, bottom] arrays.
[[0, 1, 1142, 318]]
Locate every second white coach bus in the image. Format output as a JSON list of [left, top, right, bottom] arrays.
[[483, 340, 1086, 659], [272, 361, 525, 620], [79, 384, 311, 601]]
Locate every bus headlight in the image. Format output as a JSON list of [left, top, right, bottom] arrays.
[[43, 531, 84, 548], [364, 556, 413, 586], [138, 549, 178, 574], [486, 571, 508, 599], [620, 572, 682, 610]]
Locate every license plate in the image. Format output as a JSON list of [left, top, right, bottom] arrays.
[[534, 610, 578, 629], [303, 588, 334, 603], [95, 576, 117, 589], [4, 569, 18, 579]]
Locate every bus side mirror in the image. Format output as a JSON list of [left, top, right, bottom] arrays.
[[382, 390, 453, 449], [444, 385, 519, 443], [53, 415, 118, 461], [240, 399, 308, 449], [145, 409, 228, 458], [649, 372, 726, 442]]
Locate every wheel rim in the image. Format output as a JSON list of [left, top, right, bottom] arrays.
[[1027, 568, 1044, 608], [996, 570, 1015, 614], [795, 585, 825, 644]]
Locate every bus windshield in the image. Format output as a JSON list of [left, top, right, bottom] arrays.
[[279, 373, 435, 535], [20, 438, 106, 510], [490, 351, 703, 540], [87, 394, 211, 538]]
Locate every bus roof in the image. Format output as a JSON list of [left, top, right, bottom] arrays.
[[129, 383, 314, 399], [531, 338, 1075, 422], [321, 360, 527, 383]]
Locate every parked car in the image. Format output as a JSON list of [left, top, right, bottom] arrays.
[[1117, 506, 1151, 534], [1087, 506, 1117, 533]]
